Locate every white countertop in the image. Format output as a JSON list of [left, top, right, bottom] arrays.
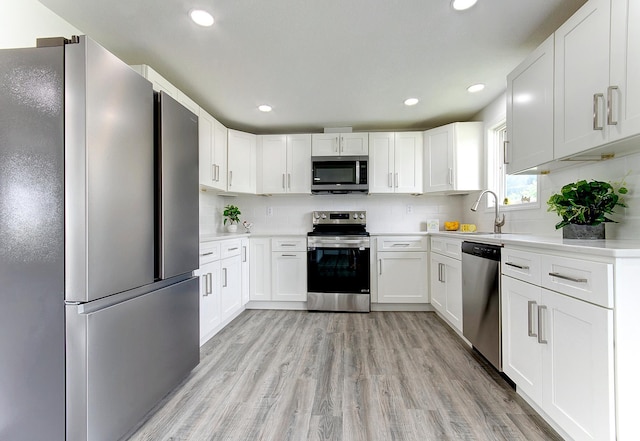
[[430, 231, 640, 258], [200, 233, 250, 242]]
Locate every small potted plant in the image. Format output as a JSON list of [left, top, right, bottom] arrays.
[[223, 204, 241, 233], [547, 178, 627, 239]]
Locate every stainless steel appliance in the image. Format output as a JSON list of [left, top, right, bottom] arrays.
[[461, 241, 502, 371], [311, 156, 368, 193], [0, 36, 199, 441], [307, 211, 370, 312]]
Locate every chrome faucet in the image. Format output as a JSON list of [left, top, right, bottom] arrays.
[[470, 190, 505, 233]]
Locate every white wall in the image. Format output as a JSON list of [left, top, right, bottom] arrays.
[[463, 93, 640, 239], [200, 191, 465, 236], [0, 0, 81, 48]]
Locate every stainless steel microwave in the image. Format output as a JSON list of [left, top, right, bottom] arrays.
[[311, 156, 368, 194]]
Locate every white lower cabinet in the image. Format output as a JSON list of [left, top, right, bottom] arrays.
[[241, 238, 250, 306], [272, 251, 307, 301], [429, 252, 462, 332], [249, 236, 307, 304], [502, 250, 615, 441], [376, 237, 428, 303], [197, 239, 244, 346]]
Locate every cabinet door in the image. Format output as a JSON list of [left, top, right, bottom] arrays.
[[424, 125, 453, 193], [241, 238, 250, 306], [272, 251, 307, 301], [311, 133, 340, 156], [220, 255, 242, 321], [212, 118, 228, 191], [227, 129, 256, 193], [609, 0, 640, 142], [443, 257, 462, 332], [196, 260, 221, 346], [501, 276, 543, 403], [368, 132, 395, 193], [377, 252, 428, 303], [554, 0, 611, 158], [341, 133, 368, 155], [506, 35, 554, 174], [394, 132, 423, 194], [429, 254, 447, 314], [198, 110, 216, 188], [258, 135, 288, 194], [541, 288, 615, 441], [250, 238, 271, 301], [287, 134, 312, 193]]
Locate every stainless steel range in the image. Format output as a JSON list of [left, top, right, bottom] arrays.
[[307, 211, 371, 312]]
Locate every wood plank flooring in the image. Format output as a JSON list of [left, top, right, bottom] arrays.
[[126, 310, 561, 441]]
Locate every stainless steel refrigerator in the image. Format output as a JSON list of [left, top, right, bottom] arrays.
[[0, 36, 200, 441]]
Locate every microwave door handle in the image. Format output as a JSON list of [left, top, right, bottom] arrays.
[[355, 160, 360, 184]]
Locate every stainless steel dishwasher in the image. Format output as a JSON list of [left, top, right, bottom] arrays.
[[461, 241, 502, 371]]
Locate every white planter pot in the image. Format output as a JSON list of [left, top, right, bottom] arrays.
[[226, 224, 238, 233]]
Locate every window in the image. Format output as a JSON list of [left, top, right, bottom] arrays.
[[487, 120, 538, 209]]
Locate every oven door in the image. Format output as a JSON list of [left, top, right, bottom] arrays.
[[307, 246, 370, 294]]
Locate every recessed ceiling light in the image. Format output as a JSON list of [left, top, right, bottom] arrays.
[[452, 0, 478, 11], [190, 9, 214, 27], [404, 98, 419, 106], [258, 104, 272, 112], [467, 83, 485, 93]]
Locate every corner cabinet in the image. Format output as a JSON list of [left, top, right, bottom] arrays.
[[257, 134, 312, 194], [227, 129, 256, 194], [199, 109, 228, 191], [311, 133, 368, 156], [423, 122, 482, 194], [376, 236, 428, 303], [429, 237, 463, 333], [506, 35, 554, 174], [369, 132, 423, 194]]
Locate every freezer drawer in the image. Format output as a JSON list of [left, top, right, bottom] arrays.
[[66, 277, 199, 441]]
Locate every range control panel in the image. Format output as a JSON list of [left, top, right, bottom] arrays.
[[312, 211, 366, 226]]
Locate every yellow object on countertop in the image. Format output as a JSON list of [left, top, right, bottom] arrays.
[[460, 223, 477, 232], [444, 221, 460, 231]]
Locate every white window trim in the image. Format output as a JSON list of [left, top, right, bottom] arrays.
[[485, 117, 540, 212]]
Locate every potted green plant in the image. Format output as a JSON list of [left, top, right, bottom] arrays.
[[223, 204, 241, 232], [547, 179, 627, 239]]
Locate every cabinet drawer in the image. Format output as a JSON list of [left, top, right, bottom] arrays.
[[272, 236, 307, 252], [430, 237, 462, 259], [220, 239, 242, 259], [501, 247, 541, 285], [541, 255, 613, 308], [377, 236, 428, 252], [199, 241, 221, 264]]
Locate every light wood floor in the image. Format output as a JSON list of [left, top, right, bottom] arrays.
[[126, 310, 561, 441]]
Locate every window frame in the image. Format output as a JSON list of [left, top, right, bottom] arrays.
[[486, 118, 540, 212]]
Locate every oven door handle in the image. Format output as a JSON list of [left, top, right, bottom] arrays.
[[307, 239, 370, 249]]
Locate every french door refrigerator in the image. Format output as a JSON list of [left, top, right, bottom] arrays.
[[0, 36, 199, 441]]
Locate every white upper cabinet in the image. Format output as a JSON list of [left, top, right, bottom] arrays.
[[311, 133, 368, 156], [506, 35, 554, 174], [554, 0, 611, 158], [257, 134, 312, 194], [369, 132, 423, 194], [424, 122, 482, 193], [609, 0, 640, 142], [227, 129, 256, 194], [199, 109, 227, 191]]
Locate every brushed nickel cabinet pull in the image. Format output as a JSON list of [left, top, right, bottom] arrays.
[[537, 305, 548, 344], [379, 259, 383, 275], [527, 300, 537, 337], [503, 140, 510, 165], [593, 93, 604, 130], [548, 272, 587, 283], [607, 85, 619, 126], [200, 252, 214, 257], [223, 268, 228, 288], [505, 262, 530, 270]]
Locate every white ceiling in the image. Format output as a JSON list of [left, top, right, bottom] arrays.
[[39, 0, 586, 134]]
